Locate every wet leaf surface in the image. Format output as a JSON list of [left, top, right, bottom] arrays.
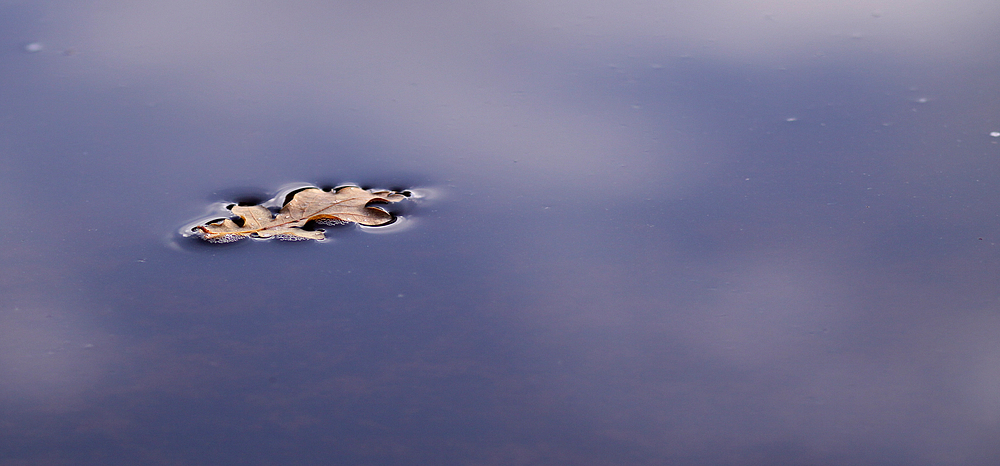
[[193, 186, 408, 242]]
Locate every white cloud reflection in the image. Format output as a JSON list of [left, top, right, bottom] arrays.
[[0, 306, 111, 409], [31, 0, 994, 195], [518, 0, 1000, 59]]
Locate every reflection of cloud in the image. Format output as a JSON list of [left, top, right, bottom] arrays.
[[24, 1, 1000, 196], [0, 306, 111, 410], [36, 2, 704, 192], [495, 203, 1000, 463], [953, 314, 1000, 424], [518, 0, 1000, 59], [34, 0, 995, 196], [675, 255, 845, 369]]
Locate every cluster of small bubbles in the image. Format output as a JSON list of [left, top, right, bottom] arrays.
[[275, 234, 309, 241], [315, 219, 348, 226], [206, 234, 244, 244]]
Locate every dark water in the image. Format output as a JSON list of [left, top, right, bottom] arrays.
[[3, 2, 1000, 465]]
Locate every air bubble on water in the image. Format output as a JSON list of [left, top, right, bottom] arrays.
[[990, 132, 1000, 138], [24, 42, 43, 53]]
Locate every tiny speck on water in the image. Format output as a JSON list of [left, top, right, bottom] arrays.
[[24, 42, 43, 53]]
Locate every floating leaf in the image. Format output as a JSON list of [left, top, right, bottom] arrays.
[[193, 186, 408, 243]]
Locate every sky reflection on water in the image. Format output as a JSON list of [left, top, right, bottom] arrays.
[[2, 1, 1000, 465]]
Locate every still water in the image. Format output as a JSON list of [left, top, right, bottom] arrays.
[[2, 1, 1000, 465]]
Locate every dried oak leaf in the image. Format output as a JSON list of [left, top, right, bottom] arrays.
[[194, 186, 407, 243]]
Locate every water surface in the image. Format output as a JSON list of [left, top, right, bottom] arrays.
[[2, 2, 1000, 465]]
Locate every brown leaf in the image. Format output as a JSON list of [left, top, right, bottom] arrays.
[[194, 186, 408, 243]]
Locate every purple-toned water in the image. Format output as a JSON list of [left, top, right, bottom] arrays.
[[2, 2, 1000, 465]]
